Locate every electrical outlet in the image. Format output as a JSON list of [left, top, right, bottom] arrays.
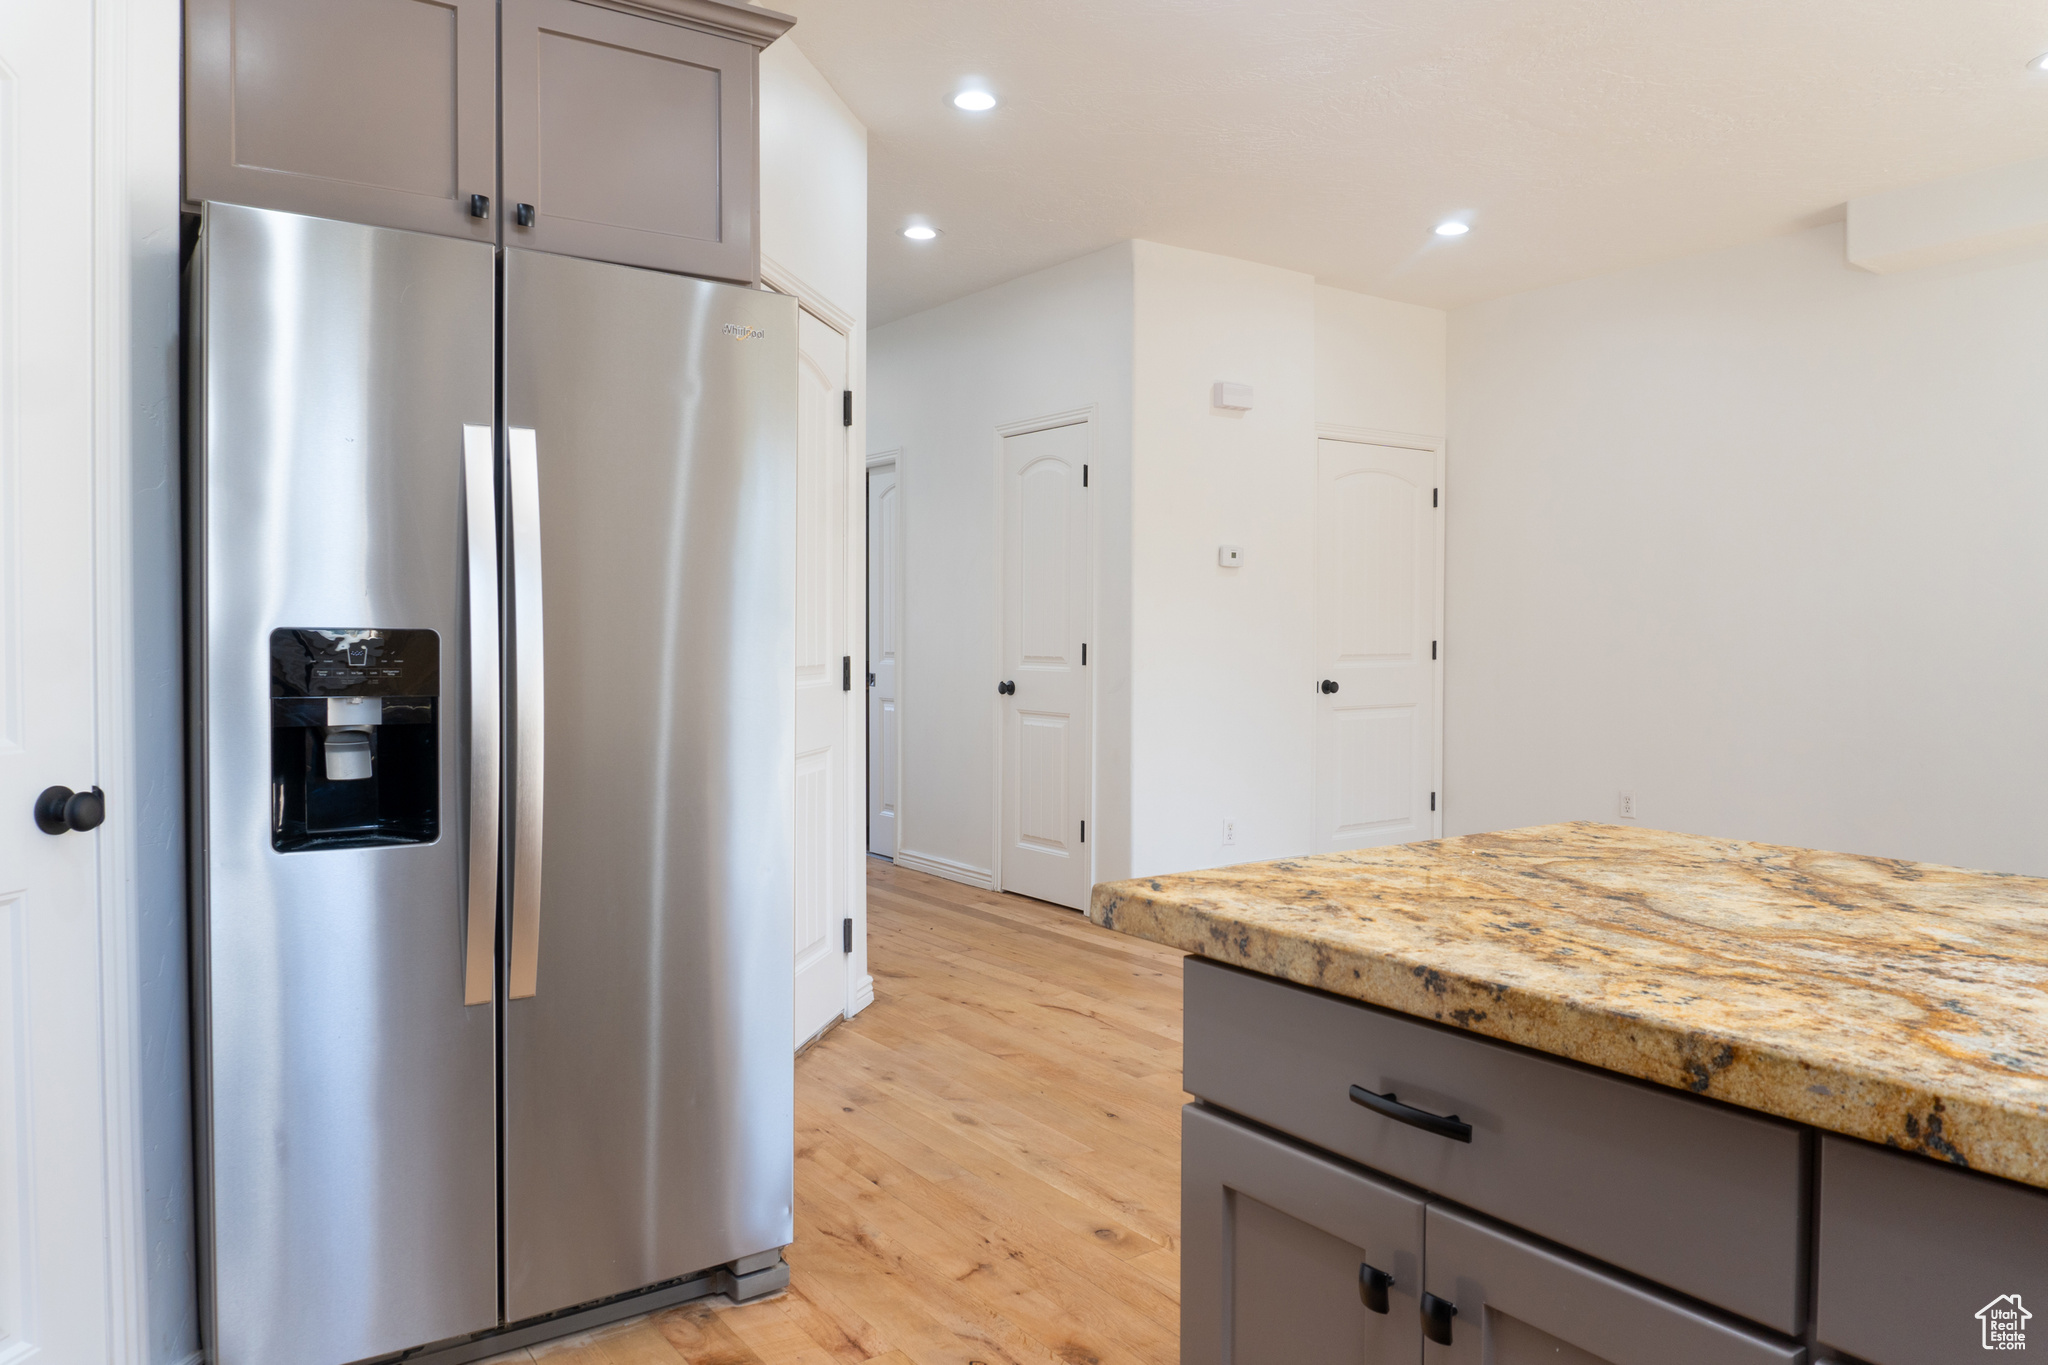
[[1222, 817, 1237, 845], [1619, 791, 1638, 820]]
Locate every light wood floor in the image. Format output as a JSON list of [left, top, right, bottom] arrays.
[[486, 857, 1188, 1365]]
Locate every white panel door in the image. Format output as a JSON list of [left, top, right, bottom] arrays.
[[865, 462, 899, 857], [999, 422, 1091, 909], [0, 2, 122, 1359], [1312, 439, 1439, 852], [793, 309, 849, 1045]]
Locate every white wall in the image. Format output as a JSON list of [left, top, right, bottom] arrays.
[[1447, 221, 2048, 875], [758, 37, 874, 1007], [866, 245, 1136, 885], [1315, 285, 1447, 438], [1128, 244, 1318, 875]]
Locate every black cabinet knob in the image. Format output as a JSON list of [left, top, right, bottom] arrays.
[[35, 785, 106, 835], [1420, 1290, 1457, 1345], [1320, 679, 1339, 694], [515, 203, 536, 227], [1358, 1262, 1394, 1314], [997, 680, 1015, 695], [469, 193, 491, 218]]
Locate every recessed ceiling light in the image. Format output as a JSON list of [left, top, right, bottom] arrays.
[[952, 89, 997, 112], [1434, 221, 1471, 237], [2031, 52, 2048, 72], [903, 225, 939, 241]]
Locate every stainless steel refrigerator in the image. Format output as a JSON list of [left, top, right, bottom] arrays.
[[187, 202, 796, 1365]]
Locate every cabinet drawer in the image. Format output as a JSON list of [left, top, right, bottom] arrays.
[[1816, 1136, 2048, 1364], [1183, 958, 1807, 1334], [1424, 1204, 1802, 1365], [1183, 1103, 1426, 1365]]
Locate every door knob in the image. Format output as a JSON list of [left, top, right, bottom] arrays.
[[1319, 679, 1339, 694], [1358, 1262, 1394, 1314], [997, 680, 1015, 695], [34, 785, 106, 835], [1420, 1290, 1458, 1345]]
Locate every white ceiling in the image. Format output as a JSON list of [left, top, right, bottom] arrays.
[[769, 0, 2048, 324]]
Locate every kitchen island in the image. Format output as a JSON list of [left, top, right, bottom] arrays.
[[1090, 823, 2048, 1364]]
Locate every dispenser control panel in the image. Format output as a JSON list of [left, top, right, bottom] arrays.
[[269, 629, 440, 853]]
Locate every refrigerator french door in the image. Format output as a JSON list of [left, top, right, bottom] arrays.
[[190, 203, 796, 1365]]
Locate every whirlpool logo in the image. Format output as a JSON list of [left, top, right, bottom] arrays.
[[722, 323, 767, 340]]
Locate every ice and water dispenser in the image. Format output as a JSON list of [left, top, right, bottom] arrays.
[[270, 628, 439, 851]]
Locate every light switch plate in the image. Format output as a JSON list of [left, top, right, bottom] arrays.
[[1218, 545, 1243, 567], [1211, 381, 1253, 411]]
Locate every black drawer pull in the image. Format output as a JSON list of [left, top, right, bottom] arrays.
[[1420, 1290, 1457, 1344], [1348, 1084, 1473, 1143], [1358, 1262, 1394, 1314]]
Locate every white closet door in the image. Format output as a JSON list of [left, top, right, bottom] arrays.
[[1311, 439, 1440, 853], [865, 462, 899, 857], [0, 2, 123, 1358], [999, 422, 1091, 909], [793, 308, 849, 1044]]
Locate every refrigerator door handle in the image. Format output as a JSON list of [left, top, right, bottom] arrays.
[[508, 425, 546, 999], [461, 425, 500, 1006]]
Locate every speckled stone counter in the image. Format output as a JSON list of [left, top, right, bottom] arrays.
[[1089, 822, 2048, 1190]]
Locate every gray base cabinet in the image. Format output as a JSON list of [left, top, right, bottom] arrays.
[[1816, 1136, 2048, 1365], [1184, 1103, 1425, 1364], [1183, 957, 2048, 1363], [1422, 1204, 1800, 1365]]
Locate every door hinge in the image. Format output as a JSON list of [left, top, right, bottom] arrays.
[[842, 655, 851, 691], [1080, 819, 1086, 843], [842, 917, 853, 953], [1433, 487, 1439, 508], [1430, 792, 1437, 811], [1082, 464, 1089, 488], [842, 390, 853, 427]]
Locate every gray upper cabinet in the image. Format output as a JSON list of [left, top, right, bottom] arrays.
[[185, 0, 793, 279], [185, 0, 499, 241], [501, 0, 771, 282]]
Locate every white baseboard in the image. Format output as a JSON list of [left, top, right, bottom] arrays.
[[892, 849, 996, 890], [848, 973, 876, 1016]]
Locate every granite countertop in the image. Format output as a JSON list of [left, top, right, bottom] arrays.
[[1089, 822, 2048, 1190]]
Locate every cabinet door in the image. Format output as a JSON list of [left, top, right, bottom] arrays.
[[502, 0, 758, 282], [1183, 1104, 1426, 1365], [185, 0, 497, 240], [1421, 1204, 1803, 1365]]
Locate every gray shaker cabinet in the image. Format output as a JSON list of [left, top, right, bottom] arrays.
[[185, 0, 499, 242], [502, 0, 763, 282], [186, 0, 790, 279], [1421, 1204, 1802, 1365], [1183, 1103, 1426, 1365]]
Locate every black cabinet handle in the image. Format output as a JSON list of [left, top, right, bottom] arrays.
[[515, 202, 536, 227], [1348, 1084, 1472, 1143], [1358, 1262, 1394, 1314], [997, 680, 1015, 695], [35, 785, 106, 835], [1319, 679, 1339, 694], [1420, 1291, 1457, 1345], [469, 193, 491, 219]]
